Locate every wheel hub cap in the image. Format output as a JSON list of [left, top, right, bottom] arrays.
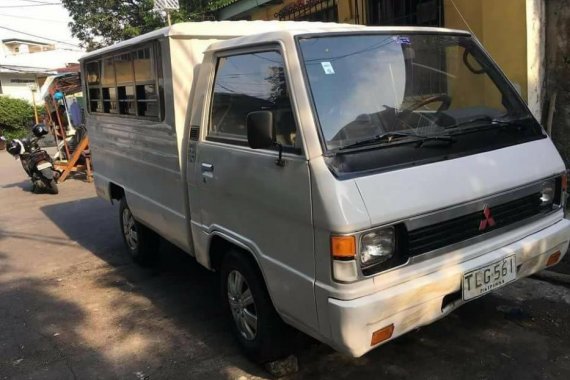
[[227, 270, 257, 341], [122, 208, 138, 250]]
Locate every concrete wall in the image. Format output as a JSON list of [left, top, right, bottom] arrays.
[[545, 0, 570, 164], [0, 73, 39, 103], [444, 0, 529, 105]]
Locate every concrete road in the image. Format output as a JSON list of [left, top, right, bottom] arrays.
[[1, 150, 570, 380]]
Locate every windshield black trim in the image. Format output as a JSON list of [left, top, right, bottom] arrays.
[[325, 130, 546, 180]]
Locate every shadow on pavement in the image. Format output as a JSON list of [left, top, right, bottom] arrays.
[[0, 274, 116, 379], [40, 197, 267, 379], [0, 179, 31, 192]]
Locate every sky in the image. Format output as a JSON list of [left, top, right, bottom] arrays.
[[0, 0, 81, 50]]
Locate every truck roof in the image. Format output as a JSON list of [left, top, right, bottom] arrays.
[[81, 21, 470, 60], [207, 24, 471, 53], [81, 21, 361, 60]]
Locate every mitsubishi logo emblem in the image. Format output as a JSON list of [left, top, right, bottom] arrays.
[[479, 205, 496, 231]]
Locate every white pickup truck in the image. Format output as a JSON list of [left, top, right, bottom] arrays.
[[81, 21, 570, 362]]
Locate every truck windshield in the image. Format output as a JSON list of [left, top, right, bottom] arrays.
[[298, 33, 542, 154]]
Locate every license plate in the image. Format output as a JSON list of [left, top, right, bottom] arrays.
[[37, 162, 52, 171], [462, 256, 516, 301]]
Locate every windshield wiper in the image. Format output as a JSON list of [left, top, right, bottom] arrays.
[[337, 131, 454, 151], [443, 116, 512, 131]]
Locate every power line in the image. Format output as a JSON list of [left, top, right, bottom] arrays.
[[0, 25, 80, 47], [20, 0, 62, 4], [21, 1, 62, 4], [0, 13, 69, 23], [0, 3, 60, 8]]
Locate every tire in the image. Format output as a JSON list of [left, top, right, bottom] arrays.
[[221, 251, 293, 363], [119, 197, 159, 265], [40, 168, 58, 194]]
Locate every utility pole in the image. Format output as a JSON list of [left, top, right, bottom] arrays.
[[29, 83, 39, 124]]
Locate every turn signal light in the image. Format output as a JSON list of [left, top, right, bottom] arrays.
[[331, 236, 356, 258], [546, 251, 561, 267], [371, 324, 394, 346], [562, 173, 568, 192]]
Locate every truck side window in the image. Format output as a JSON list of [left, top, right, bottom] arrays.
[[209, 51, 297, 147]]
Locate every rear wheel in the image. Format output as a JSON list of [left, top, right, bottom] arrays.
[[46, 179, 58, 194], [221, 251, 293, 363], [119, 198, 159, 265], [39, 168, 58, 194]]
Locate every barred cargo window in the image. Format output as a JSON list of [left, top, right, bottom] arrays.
[[133, 47, 159, 117], [118, 86, 136, 115], [84, 42, 162, 120], [101, 58, 115, 86], [102, 87, 117, 114], [134, 48, 155, 82], [86, 61, 101, 112], [115, 53, 134, 84]]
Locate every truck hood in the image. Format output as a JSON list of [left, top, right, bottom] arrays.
[[354, 138, 565, 227]]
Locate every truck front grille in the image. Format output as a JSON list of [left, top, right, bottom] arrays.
[[407, 192, 547, 256]]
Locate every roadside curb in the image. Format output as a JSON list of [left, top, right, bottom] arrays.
[[532, 270, 570, 285]]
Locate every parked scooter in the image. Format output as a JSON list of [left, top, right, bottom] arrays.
[[1, 124, 59, 194]]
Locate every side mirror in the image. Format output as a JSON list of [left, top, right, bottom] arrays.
[[246, 111, 285, 166], [247, 111, 274, 149]]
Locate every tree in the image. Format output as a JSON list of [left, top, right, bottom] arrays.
[[0, 97, 36, 139], [62, 0, 213, 51]]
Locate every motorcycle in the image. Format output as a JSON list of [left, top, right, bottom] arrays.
[[1, 124, 59, 194]]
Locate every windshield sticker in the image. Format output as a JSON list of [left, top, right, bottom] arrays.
[[321, 61, 335, 75], [393, 36, 411, 45]]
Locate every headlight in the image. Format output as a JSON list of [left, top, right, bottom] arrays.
[[360, 227, 395, 269], [540, 179, 556, 206]]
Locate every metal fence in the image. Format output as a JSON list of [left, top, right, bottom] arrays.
[[275, 0, 339, 22]]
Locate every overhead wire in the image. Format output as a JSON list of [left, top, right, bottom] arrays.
[[0, 25, 80, 47], [0, 13, 69, 23], [20, 1, 62, 4], [0, 3, 60, 9], [449, 0, 475, 36]]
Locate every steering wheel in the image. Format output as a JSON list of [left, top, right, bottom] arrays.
[[407, 94, 452, 113]]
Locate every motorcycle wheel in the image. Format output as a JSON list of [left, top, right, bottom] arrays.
[[40, 168, 59, 194]]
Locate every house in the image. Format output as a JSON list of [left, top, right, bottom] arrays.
[[0, 38, 84, 104], [211, 0, 546, 122]]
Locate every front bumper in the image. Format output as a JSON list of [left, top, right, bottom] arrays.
[[325, 216, 570, 357]]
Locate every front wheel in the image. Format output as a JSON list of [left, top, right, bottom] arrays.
[[221, 251, 294, 363], [119, 198, 159, 265]]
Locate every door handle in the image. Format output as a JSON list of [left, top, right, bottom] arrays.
[[201, 163, 214, 173]]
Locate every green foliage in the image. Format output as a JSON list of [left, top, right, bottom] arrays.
[[62, 0, 215, 51], [0, 97, 36, 139], [2, 128, 28, 140]]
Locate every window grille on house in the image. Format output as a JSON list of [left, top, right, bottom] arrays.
[[367, 0, 443, 26], [276, 0, 338, 22]]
